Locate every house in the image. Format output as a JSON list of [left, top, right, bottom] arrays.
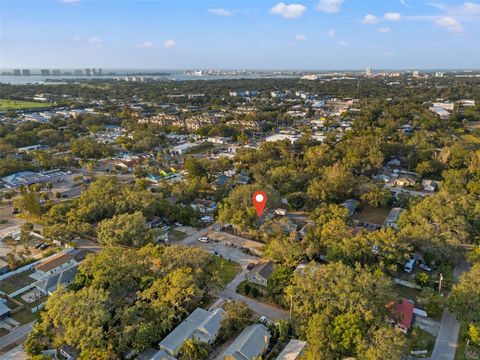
[[159, 308, 225, 357], [387, 298, 414, 334], [207, 231, 265, 256], [235, 171, 251, 185], [223, 324, 271, 360], [422, 179, 438, 192], [387, 158, 401, 167], [213, 174, 231, 188], [190, 199, 218, 214], [171, 142, 199, 155], [141, 349, 176, 360], [275, 339, 307, 360], [394, 175, 416, 187], [341, 199, 360, 216], [247, 261, 274, 287], [383, 207, 403, 229], [0, 259, 10, 275], [35, 252, 75, 277], [35, 266, 78, 295]]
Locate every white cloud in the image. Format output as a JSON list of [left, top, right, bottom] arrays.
[[362, 14, 378, 24], [163, 39, 176, 48], [316, 0, 344, 13], [451, 2, 480, 16], [137, 41, 155, 49], [327, 29, 336, 37], [208, 8, 232, 16], [435, 16, 464, 32], [270, 2, 306, 18], [384, 12, 402, 21], [338, 40, 349, 46], [377, 27, 391, 33], [295, 34, 306, 41], [88, 36, 102, 48]]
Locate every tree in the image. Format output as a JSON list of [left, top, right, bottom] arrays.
[[13, 186, 42, 220], [448, 264, 480, 323], [97, 211, 156, 248], [360, 187, 392, 207], [266, 266, 293, 305], [178, 338, 209, 360], [307, 163, 355, 203], [218, 301, 254, 342], [286, 262, 405, 358]]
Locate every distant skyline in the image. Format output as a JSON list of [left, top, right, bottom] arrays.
[[1, 0, 480, 69]]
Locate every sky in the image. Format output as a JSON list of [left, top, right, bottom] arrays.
[[1, 0, 480, 70]]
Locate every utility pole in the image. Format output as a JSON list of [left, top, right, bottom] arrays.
[[438, 273, 443, 294]]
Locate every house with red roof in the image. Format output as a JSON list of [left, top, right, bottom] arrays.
[[387, 298, 415, 334]]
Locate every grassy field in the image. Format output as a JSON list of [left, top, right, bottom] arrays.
[[409, 325, 436, 357], [455, 322, 480, 360], [209, 256, 241, 286], [461, 134, 480, 146], [11, 307, 37, 325], [169, 229, 187, 241], [0, 99, 53, 111]]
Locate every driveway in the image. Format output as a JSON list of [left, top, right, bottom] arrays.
[[0, 344, 27, 360]]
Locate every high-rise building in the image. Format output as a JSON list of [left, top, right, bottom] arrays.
[[85, 68, 92, 76], [412, 70, 420, 78], [435, 72, 444, 78], [13, 69, 21, 75], [41, 69, 50, 75], [98, 68, 103, 76], [74, 69, 83, 76], [52, 69, 61, 75], [22, 69, 31, 76], [366, 67, 372, 76]]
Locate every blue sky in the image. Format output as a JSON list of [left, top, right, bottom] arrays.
[[1, 0, 479, 69]]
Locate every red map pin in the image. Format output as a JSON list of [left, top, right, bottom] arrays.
[[252, 191, 267, 217]]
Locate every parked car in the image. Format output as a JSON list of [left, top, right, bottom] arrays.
[[34, 243, 44, 249], [39, 243, 50, 250], [61, 194, 69, 198], [404, 259, 416, 273], [175, 222, 183, 227], [198, 237, 209, 243], [419, 263, 432, 272], [259, 316, 268, 325], [11, 208, 20, 214], [246, 263, 256, 270]]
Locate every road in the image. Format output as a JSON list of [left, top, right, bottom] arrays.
[[429, 260, 470, 360], [0, 344, 27, 360], [0, 322, 35, 351], [179, 226, 288, 322]]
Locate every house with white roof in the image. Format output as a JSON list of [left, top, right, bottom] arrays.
[[159, 307, 225, 357]]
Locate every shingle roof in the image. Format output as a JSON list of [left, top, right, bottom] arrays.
[[35, 265, 78, 293], [250, 261, 274, 280], [223, 324, 271, 360], [35, 252, 74, 273], [159, 307, 224, 356]]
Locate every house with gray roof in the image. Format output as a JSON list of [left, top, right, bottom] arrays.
[[246, 261, 274, 287], [383, 207, 403, 229], [35, 265, 78, 295], [222, 324, 271, 360], [0, 300, 11, 319], [159, 307, 225, 357], [275, 339, 307, 360]]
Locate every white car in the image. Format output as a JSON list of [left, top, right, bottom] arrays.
[[419, 263, 432, 272], [198, 237, 209, 243], [259, 316, 268, 324], [404, 259, 416, 273]]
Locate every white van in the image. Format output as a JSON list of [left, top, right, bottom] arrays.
[[404, 259, 416, 273]]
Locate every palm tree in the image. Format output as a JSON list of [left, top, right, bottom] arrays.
[[178, 338, 209, 360]]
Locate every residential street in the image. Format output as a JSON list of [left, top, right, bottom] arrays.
[[429, 260, 470, 360], [0, 321, 35, 352]]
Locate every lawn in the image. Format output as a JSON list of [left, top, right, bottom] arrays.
[[353, 206, 391, 225], [396, 284, 421, 303], [169, 229, 187, 241], [0, 99, 52, 111], [409, 325, 436, 357], [11, 307, 37, 325], [208, 256, 241, 286]]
